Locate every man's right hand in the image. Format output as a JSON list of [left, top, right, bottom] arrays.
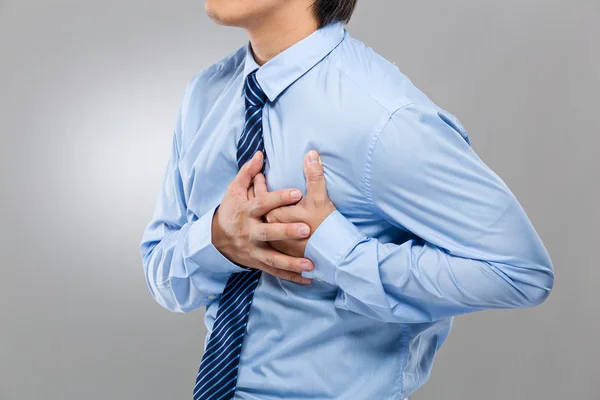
[[211, 150, 314, 285]]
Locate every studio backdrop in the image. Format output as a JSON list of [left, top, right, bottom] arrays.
[[1, 1, 598, 399]]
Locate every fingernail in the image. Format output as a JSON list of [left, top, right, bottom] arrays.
[[301, 261, 313, 271], [308, 150, 319, 163], [290, 189, 302, 200], [298, 225, 310, 236]]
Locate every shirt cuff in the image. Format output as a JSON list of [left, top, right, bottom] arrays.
[[183, 204, 250, 275], [301, 209, 365, 286]]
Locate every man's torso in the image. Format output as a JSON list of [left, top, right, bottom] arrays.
[[179, 24, 452, 399]]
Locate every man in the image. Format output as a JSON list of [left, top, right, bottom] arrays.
[[140, 0, 554, 399]]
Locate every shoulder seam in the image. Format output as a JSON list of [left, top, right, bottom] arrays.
[[324, 55, 413, 114], [324, 56, 389, 114]]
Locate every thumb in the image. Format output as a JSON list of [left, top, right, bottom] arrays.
[[304, 150, 327, 199], [234, 150, 264, 190]]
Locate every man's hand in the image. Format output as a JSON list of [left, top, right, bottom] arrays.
[[249, 150, 337, 259], [212, 150, 314, 285]]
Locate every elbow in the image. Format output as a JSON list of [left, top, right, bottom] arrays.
[[141, 242, 187, 314], [517, 260, 555, 308], [143, 266, 186, 313], [147, 279, 187, 314], [521, 273, 553, 308]]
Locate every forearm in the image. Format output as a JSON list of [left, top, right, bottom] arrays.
[[303, 205, 554, 324]]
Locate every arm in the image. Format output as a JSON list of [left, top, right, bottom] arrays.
[[302, 103, 554, 323], [140, 85, 247, 313]]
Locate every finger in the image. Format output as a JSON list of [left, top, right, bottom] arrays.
[[263, 202, 302, 223], [248, 188, 303, 218], [304, 150, 327, 199], [259, 265, 313, 285], [232, 150, 263, 191], [250, 222, 311, 241], [247, 184, 255, 200], [254, 172, 269, 196], [252, 247, 314, 274], [264, 207, 281, 223]]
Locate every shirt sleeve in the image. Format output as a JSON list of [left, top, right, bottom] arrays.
[[302, 103, 554, 323], [139, 81, 248, 313]]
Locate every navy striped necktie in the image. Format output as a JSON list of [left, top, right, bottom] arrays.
[[193, 69, 266, 400]]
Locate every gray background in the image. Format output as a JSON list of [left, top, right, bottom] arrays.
[[1, 0, 598, 399]]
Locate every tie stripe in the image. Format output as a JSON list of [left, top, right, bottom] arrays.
[[194, 69, 267, 400]]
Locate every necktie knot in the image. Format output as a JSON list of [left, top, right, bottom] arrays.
[[244, 69, 268, 108]]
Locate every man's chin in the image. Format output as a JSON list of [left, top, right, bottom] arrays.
[[205, 7, 246, 27]]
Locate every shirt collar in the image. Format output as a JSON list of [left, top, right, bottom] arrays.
[[241, 21, 346, 102]]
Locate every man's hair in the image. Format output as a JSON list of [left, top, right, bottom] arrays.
[[311, 0, 358, 28]]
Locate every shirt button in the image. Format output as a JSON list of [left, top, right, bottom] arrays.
[[208, 295, 217, 300]]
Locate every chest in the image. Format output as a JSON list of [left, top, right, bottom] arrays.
[[179, 89, 380, 229]]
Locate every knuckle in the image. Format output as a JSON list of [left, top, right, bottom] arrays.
[[309, 169, 323, 181], [264, 254, 275, 267], [287, 224, 298, 238], [245, 227, 255, 242], [257, 226, 268, 241], [253, 197, 265, 211], [238, 227, 250, 242], [266, 210, 280, 223], [280, 190, 289, 203]]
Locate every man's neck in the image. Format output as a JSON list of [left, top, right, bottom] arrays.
[[245, 8, 319, 66]]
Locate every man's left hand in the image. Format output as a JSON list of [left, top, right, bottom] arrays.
[[247, 150, 337, 259]]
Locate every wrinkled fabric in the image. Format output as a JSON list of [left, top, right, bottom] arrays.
[[140, 21, 553, 399]]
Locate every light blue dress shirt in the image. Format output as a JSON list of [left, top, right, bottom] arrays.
[[140, 21, 554, 399]]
